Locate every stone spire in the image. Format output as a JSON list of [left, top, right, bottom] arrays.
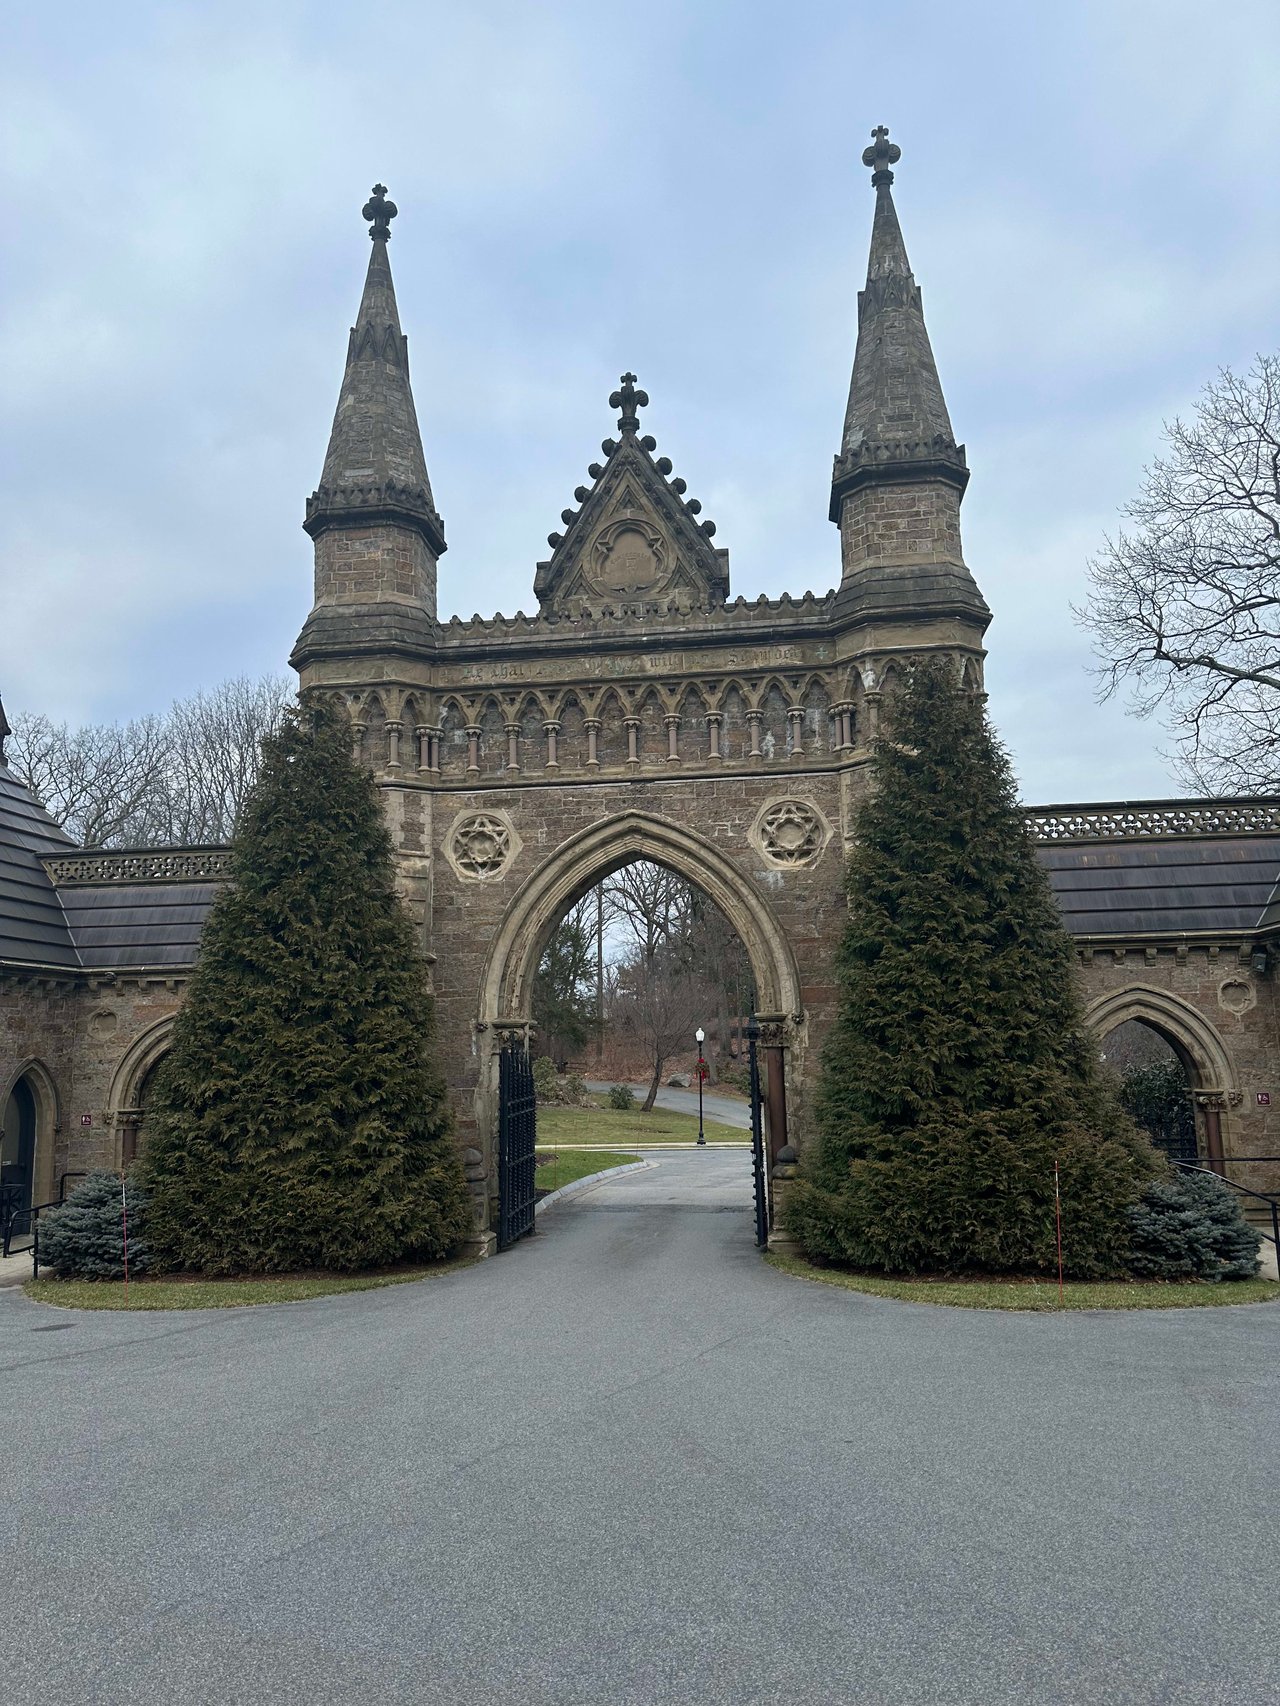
[[830, 129, 988, 629], [297, 186, 444, 657], [306, 186, 444, 556]]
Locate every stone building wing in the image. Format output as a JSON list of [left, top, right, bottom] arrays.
[[534, 373, 730, 616]]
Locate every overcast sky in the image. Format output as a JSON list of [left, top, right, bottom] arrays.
[[2, 0, 1277, 803]]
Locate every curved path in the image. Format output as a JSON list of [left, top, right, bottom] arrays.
[[3, 1151, 1279, 1704], [584, 1078, 751, 1128]]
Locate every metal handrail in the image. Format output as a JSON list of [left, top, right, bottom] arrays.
[[1, 1172, 87, 1265], [1172, 1160, 1280, 1252]]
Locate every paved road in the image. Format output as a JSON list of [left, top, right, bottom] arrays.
[[585, 1078, 751, 1129], [4, 1150, 1279, 1704]]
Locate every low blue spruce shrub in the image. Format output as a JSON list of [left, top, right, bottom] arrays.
[[1127, 1170, 1260, 1281], [38, 1171, 150, 1279]]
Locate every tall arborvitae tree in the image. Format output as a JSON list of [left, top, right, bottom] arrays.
[[788, 657, 1160, 1278], [141, 697, 472, 1274]]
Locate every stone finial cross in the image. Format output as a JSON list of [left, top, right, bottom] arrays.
[[362, 183, 398, 241], [609, 372, 649, 434], [862, 125, 902, 188]]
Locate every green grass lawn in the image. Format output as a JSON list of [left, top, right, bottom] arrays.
[[765, 1251, 1280, 1311], [25, 1258, 473, 1312], [535, 1148, 641, 1193], [538, 1102, 747, 1146]]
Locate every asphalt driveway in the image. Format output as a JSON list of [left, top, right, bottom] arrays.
[[3, 1149, 1278, 1705]]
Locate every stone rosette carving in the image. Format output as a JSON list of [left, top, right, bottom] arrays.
[[750, 798, 831, 870], [1218, 977, 1257, 1016], [587, 516, 672, 599], [445, 811, 521, 882]]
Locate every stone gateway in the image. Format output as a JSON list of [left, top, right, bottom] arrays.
[[3, 133, 1279, 1250]]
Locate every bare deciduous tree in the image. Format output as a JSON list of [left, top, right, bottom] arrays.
[[7, 674, 292, 847], [1078, 354, 1280, 792]]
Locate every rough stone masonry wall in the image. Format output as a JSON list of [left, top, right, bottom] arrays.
[[1, 974, 186, 1196], [313, 520, 438, 610], [839, 479, 964, 568]]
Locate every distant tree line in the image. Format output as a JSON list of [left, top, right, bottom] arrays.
[[7, 674, 292, 846]]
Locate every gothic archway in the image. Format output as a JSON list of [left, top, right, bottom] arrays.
[[0, 1059, 59, 1217], [1084, 985, 1238, 1166], [480, 810, 803, 1029], [108, 1017, 175, 1166]]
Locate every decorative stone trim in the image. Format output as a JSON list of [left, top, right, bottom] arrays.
[[44, 848, 233, 885], [1026, 801, 1280, 842], [445, 811, 521, 882], [749, 798, 832, 870]]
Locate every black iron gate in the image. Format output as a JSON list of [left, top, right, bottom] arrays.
[[745, 1016, 770, 1248], [498, 1041, 538, 1251]]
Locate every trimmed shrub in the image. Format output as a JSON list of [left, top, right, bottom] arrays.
[[140, 698, 472, 1275], [532, 1055, 559, 1102], [787, 657, 1160, 1279], [608, 1084, 637, 1111], [1128, 1171, 1261, 1280], [38, 1172, 150, 1279]]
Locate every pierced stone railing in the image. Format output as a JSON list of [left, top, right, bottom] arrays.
[[1026, 800, 1280, 842], [43, 847, 233, 885]]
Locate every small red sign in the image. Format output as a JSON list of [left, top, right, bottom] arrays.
[[80, 1113, 92, 1127], [1258, 1092, 1271, 1107]]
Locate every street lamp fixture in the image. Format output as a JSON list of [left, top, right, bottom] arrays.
[[695, 1027, 706, 1145]]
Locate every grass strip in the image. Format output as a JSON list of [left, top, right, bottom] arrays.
[[538, 1104, 746, 1146], [25, 1257, 474, 1312], [765, 1251, 1280, 1311], [535, 1149, 641, 1193]]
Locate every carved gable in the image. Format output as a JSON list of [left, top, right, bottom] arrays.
[[534, 375, 730, 616]]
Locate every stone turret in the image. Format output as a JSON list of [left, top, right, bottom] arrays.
[[294, 186, 444, 669], [830, 129, 989, 634]]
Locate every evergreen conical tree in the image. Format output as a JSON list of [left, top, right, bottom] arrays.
[[788, 658, 1160, 1278], [141, 697, 472, 1274]]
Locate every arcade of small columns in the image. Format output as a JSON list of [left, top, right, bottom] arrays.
[[333, 654, 985, 779]]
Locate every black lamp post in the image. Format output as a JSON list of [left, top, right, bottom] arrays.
[[695, 1026, 706, 1145]]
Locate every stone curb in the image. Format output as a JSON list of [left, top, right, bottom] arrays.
[[535, 1160, 652, 1214]]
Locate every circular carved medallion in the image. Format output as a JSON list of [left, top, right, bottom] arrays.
[[447, 812, 517, 882], [751, 799, 829, 869], [587, 517, 671, 597]]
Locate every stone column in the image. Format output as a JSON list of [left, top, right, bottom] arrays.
[[351, 721, 366, 764], [746, 709, 763, 759], [665, 714, 681, 762], [707, 712, 723, 761], [385, 720, 403, 771], [505, 723, 521, 772], [625, 717, 641, 767], [585, 718, 601, 768], [787, 707, 805, 759], [543, 720, 560, 770], [429, 727, 442, 773], [415, 724, 431, 773], [864, 691, 882, 742], [834, 704, 853, 750], [465, 726, 482, 775], [1195, 1092, 1228, 1176]]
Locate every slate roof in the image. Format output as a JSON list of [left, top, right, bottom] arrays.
[[0, 760, 78, 968], [55, 880, 220, 970], [1039, 836, 1280, 938]]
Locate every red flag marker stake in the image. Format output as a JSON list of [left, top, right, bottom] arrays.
[[1054, 1161, 1064, 1308], [120, 1171, 130, 1303]]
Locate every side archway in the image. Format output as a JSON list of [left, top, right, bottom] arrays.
[[1084, 984, 1238, 1166], [1083, 986, 1236, 1095], [107, 1016, 177, 1166], [0, 1058, 60, 1211]]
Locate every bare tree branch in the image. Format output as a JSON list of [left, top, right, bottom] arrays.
[[1077, 353, 1280, 792]]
